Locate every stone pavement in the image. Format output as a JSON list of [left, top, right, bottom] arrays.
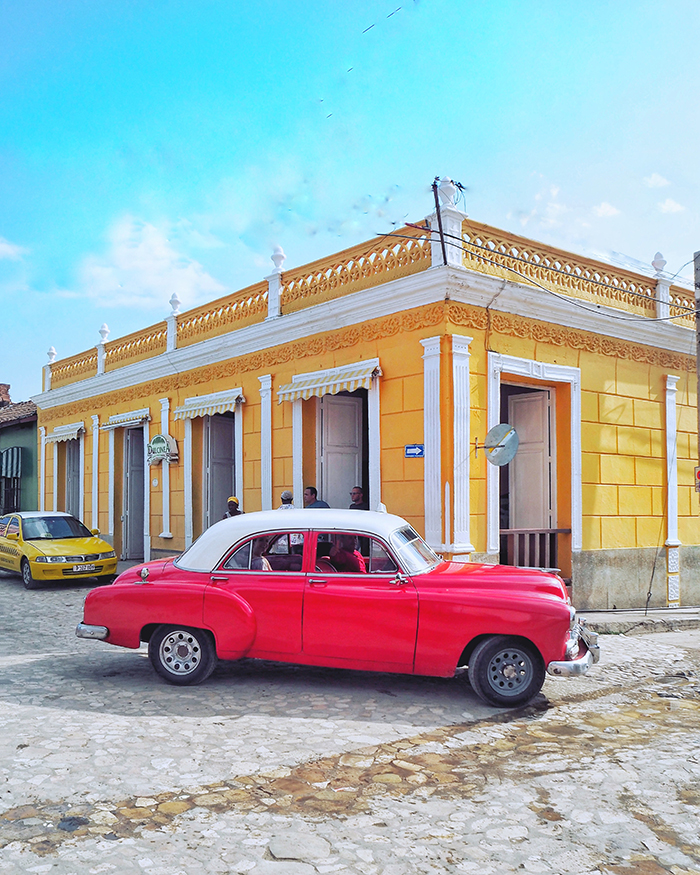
[[0, 570, 699, 874]]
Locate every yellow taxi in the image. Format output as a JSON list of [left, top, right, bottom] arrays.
[[0, 511, 117, 590]]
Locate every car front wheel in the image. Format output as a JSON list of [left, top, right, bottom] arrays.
[[468, 636, 544, 708], [148, 625, 217, 686], [21, 559, 38, 590]]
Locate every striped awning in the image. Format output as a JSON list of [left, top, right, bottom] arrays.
[[0, 446, 22, 477], [277, 359, 382, 404], [45, 422, 85, 443], [173, 388, 245, 420], [101, 409, 151, 431]]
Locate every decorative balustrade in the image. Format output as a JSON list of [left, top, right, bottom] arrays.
[[177, 282, 268, 347], [44, 218, 693, 390], [461, 219, 674, 321], [49, 349, 98, 388], [669, 285, 695, 327], [280, 228, 431, 314], [104, 323, 168, 370]]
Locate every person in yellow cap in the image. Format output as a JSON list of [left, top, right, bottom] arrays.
[[223, 496, 243, 519]]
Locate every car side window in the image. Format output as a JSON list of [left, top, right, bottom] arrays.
[[7, 517, 20, 538], [315, 533, 367, 574], [368, 539, 398, 574], [0, 516, 8, 537], [222, 533, 304, 572]]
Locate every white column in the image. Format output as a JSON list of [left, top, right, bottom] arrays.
[[486, 354, 502, 556], [184, 418, 193, 548], [653, 253, 671, 320], [292, 399, 303, 509], [159, 398, 172, 538], [421, 337, 442, 548], [78, 431, 85, 522], [167, 293, 180, 352], [108, 429, 115, 541], [428, 178, 465, 269], [96, 324, 109, 375], [265, 247, 286, 320], [52, 443, 58, 511], [235, 402, 244, 510], [665, 374, 681, 605], [368, 375, 382, 510], [452, 335, 474, 554], [259, 375, 273, 510], [39, 427, 46, 512], [91, 416, 100, 530], [143, 420, 151, 562]]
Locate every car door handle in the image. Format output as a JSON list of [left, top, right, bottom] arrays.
[[309, 579, 327, 587], [211, 575, 229, 585]]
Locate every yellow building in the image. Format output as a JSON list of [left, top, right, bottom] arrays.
[[33, 180, 699, 610]]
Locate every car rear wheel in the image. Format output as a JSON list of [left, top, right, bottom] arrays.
[[148, 625, 217, 686], [468, 636, 544, 708], [21, 559, 38, 590]]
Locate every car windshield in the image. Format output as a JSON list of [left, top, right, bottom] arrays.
[[389, 525, 440, 574], [21, 516, 92, 541]]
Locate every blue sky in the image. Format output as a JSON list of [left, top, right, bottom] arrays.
[[1, 0, 698, 401]]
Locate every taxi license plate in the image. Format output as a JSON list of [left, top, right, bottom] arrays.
[[73, 563, 96, 573]]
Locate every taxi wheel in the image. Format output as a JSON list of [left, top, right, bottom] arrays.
[[468, 636, 544, 708], [21, 559, 39, 590], [149, 625, 217, 686]]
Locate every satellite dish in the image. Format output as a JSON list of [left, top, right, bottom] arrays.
[[483, 423, 519, 466]]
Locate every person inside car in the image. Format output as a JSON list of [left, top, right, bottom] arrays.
[[329, 534, 366, 573]]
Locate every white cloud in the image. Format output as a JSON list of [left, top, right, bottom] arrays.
[[78, 216, 226, 310], [658, 198, 684, 214], [643, 172, 669, 188], [0, 236, 28, 260], [593, 202, 620, 218]]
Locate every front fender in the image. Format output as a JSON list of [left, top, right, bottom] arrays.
[[203, 585, 257, 658]]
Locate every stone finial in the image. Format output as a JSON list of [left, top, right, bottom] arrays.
[[47, 346, 57, 363], [98, 323, 110, 343], [169, 292, 181, 315], [271, 246, 286, 274], [652, 252, 667, 275], [438, 177, 457, 206]]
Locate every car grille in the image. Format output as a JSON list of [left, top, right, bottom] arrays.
[[63, 554, 100, 563]]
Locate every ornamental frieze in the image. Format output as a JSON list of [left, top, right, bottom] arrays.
[[447, 303, 692, 372]]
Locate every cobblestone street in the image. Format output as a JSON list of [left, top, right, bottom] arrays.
[[1, 572, 699, 875]]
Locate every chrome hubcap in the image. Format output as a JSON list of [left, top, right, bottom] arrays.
[[159, 631, 201, 676]]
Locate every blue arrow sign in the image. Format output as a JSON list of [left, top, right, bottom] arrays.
[[405, 444, 425, 458]]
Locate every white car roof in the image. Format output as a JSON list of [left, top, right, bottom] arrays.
[[180, 509, 414, 571]]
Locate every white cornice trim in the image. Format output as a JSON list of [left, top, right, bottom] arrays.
[[33, 264, 693, 409]]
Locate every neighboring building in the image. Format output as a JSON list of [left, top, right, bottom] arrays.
[[32, 181, 699, 608], [0, 386, 38, 514]]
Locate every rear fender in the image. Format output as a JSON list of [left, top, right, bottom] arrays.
[[203, 585, 257, 657]]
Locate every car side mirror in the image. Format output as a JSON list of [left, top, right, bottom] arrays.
[[91, 528, 100, 536], [6, 532, 18, 541]]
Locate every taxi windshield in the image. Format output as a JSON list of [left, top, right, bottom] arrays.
[[22, 516, 92, 541], [389, 525, 440, 574]]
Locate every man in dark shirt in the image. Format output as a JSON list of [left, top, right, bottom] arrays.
[[304, 486, 330, 508], [349, 486, 369, 510]]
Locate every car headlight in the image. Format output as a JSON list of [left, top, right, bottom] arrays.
[[34, 556, 67, 563], [99, 551, 116, 560]]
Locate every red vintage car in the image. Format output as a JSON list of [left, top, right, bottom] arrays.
[[76, 509, 598, 707]]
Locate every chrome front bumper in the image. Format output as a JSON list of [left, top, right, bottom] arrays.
[[547, 620, 600, 678], [76, 622, 109, 641]]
